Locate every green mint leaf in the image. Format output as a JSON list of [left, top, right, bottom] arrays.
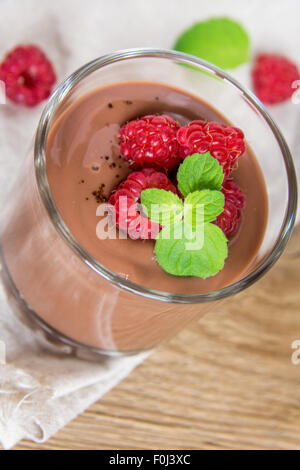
[[154, 221, 228, 278], [141, 189, 184, 225], [184, 190, 225, 225], [177, 153, 224, 197], [173, 17, 250, 70]]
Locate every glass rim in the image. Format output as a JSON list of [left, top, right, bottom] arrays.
[[34, 48, 298, 304]]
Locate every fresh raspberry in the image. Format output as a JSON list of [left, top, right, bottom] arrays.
[[109, 168, 177, 239], [252, 54, 300, 104], [177, 120, 245, 178], [119, 115, 181, 171], [0, 45, 56, 107], [216, 179, 246, 237]]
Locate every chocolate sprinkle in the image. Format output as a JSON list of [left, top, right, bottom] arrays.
[[108, 103, 113, 108], [92, 185, 107, 203]]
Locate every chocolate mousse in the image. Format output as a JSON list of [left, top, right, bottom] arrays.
[[46, 81, 267, 293], [1, 81, 268, 352]]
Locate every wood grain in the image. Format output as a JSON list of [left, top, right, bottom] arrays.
[[14, 228, 300, 450]]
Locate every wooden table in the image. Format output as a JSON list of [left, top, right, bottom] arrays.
[[15, 228, 300, 450]]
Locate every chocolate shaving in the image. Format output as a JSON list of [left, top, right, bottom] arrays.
[[92, 184, 107, 203]]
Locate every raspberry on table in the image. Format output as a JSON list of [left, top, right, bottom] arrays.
[[119, 115, 181, 171], [109, 168, 177, 240], [216, 179, 246, 238], [177, 120, 245, 178], [252, 53, 300, 104], [0, 45, 56, 107]]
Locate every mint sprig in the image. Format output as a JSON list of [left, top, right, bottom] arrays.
[[141, 189, 183, 225], [173, 17, 250, 70], [185, 190, 225, 225], [177, 152, 224, 196], [155, 222, 228, 278], [140, 152, 228, 279]]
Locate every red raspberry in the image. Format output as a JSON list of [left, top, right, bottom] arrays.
[[119, 115, 181, 171], [216, 179, 246, 237], [0, 45, 56, 107], [109, 168, 177, 239], [177, 120, 245, 178], [252, 54, 300, 104]]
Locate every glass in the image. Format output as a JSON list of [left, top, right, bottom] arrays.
[[0, 49, 297, 359]]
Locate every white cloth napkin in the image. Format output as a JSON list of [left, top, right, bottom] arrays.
[[0, 287, 149, 449], [0, 0, 299, 450]]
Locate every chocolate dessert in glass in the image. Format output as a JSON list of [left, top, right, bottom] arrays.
[[0, 49, 297, 358]]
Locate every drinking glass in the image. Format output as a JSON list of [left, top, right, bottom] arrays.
[[0, 49, 297, 359]]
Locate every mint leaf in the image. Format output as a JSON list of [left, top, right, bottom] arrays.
[[184, 190, 225, 225], [155, 222, 228, 278], [173, 17, 250, 70], [177, 153, 224, 197], [141, 189, 184, 225]]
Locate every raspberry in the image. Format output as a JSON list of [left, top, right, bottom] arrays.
[[109, 168, 177, 239], [252, 54, 300, 104], [177, 120, 245, 178], [119, 115, 181, 171], [0, 45, 56, 107], [216, 179, 246, 237]]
